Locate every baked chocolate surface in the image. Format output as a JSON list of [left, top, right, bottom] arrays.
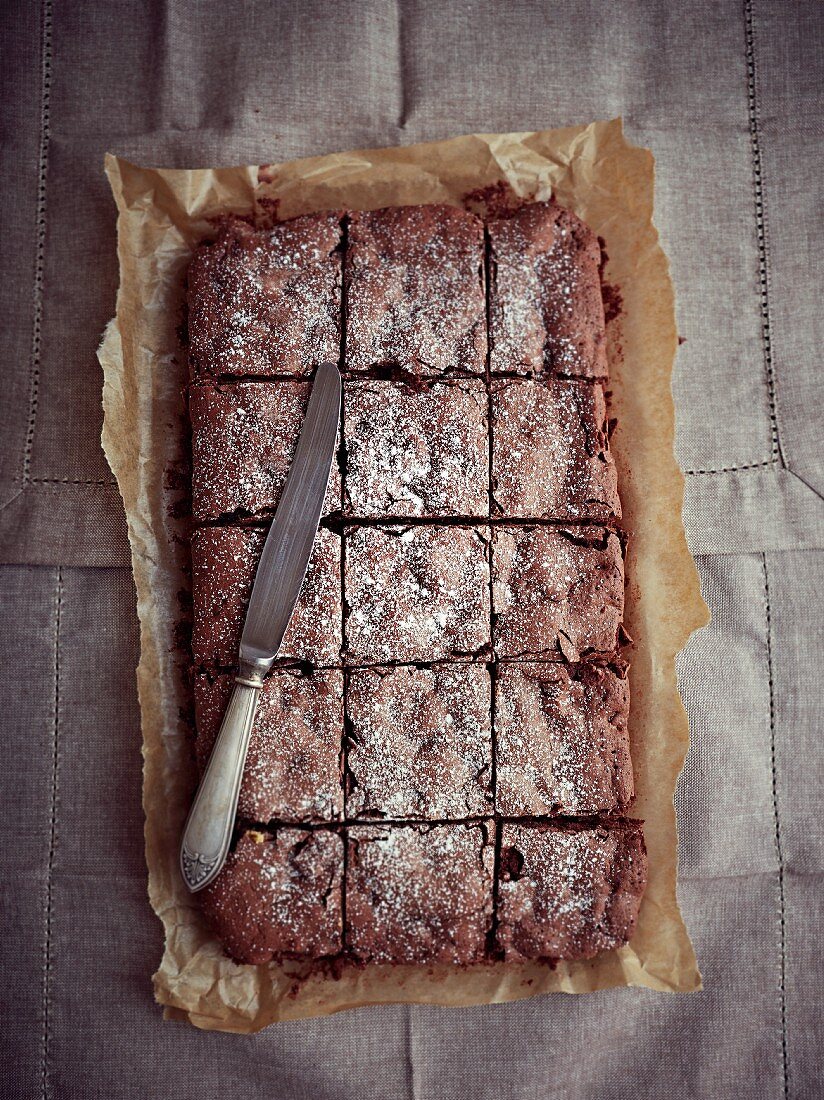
[[188, 200, 645, 970], [497, 821, 647, 961], [343, 378, 489, 517], [346, 664, 493, 819], [194, 668, 344, 822], [346, 823, 495, 964], [495, 662, 633, 816], [492, 525, 624, 661], [190, 525, 342, 668], [489, 201, 607, 379], [187, 214, 342, 380], [200, 828, 344, 964], [491, 377, 620, 520], [190, 378, 341, 523], [345, 205, 487, 375], [344, 524, 491, 664]]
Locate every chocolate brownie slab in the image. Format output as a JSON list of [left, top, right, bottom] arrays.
[[190, 379, 341, 523], [188, 213, 342, 380], [346, 664, 493, 819], [190, 525, 342, 668], [200, 828, 343, 964], [497, 821, 647, 960], [489, 201, 607, 379], [345, 205, 486, 375], [194, 668, 344, 822], [490, 377, 619, 521], [344, 524, 491, 664], [343, 377, 489, 517], [492, 525, 624, 662], [346, 823, 494, 964], [495, 662, 633, 816]]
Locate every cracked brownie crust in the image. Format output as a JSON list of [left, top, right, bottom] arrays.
[[491, 377, 620, 521], [497, 821, 647, 961], [489, 201, 608, 379], [345, 205, 487, 376], [346, 663, 493, 819], [343, 377, 489, 517], [188, 214, 342, 380], [190, 378, 341, 523], [346, 823, 495, 964], [200, 828, 344, 964], [187, 200, 645, 969], [194, 668, 345, 822]]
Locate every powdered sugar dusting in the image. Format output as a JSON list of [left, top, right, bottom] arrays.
[[498, 822, 646, 960], [347, 664, 493, 818], [190, 525, 342, 667], [491, 378, 620, 520], [190, 379, 341, 522], [188, 214, 342, 379], [495, 663, 632, 815], [344, 525, 491, 664], [489, 202, 608, 379], [194, 668, 344, 821], [344, 378, 488, 517], [345, 206, 486, 375], [492, 526, 624, 661], [347, 823, 494, 964], [200, 829, 343, 964]]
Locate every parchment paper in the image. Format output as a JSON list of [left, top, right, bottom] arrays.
[[100, 119, 709, 1032]]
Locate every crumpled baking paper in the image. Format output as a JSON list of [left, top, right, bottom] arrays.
[[99, 119, 709, 1032]]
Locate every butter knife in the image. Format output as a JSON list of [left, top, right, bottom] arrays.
[[180, 362, 342, 892]]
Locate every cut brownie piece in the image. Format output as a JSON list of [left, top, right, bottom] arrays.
[[190, 525, 342, 668], [489, 201, 607, 379], [345, 205, 486, 375], [200, 828, 343, 964], [194, 668, 344, 822], [492, 525, 624, 662], [346, 823, 494, 964], [187, 213, 342, 380], [495, 662, 633, 815], [497, 822, 646, 961], [346, 664, 493, 819], [344, 525, 491, 664], [190, 379, 341, 523], [343, 378, 489, 518], [490, 377, 619, 521]]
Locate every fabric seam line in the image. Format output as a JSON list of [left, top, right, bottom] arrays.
[[41, 565, 62, 1100], [744, 0, 780, 464], [22, 0, 53, 486], [762, 553, 789, 1098], [683, 0, 780, 478]]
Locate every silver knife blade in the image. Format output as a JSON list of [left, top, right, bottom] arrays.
[[240, 362, 341, 665]]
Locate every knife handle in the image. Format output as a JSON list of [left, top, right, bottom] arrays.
[[179, 675, 262, 892]]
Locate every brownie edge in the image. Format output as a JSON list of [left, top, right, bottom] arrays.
[[497, 822, 647, 961]]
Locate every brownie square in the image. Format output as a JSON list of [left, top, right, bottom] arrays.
[[489, 202, 607, 379], [190, 379, 341, 523], [187, 213, 342, 380], [497, 822, 647, 961], [346, 664, 493, 819], [194, 668, 344, 822], [190, 525, 342, 668], [490, 378, 620, 521], [346, 823, 494, 964], [200, 828, 343, 964], [345, 205, 486, 376], [495, 663, 633, 815], [343, 378, 489, 518], [344, 525, 491, 664], [492, 526, 624, 662]]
